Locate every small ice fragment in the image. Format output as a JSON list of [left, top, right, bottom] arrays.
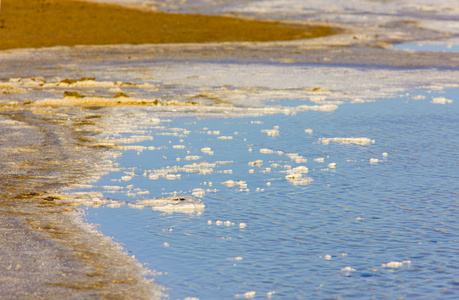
[[266, 182, 271, 187], [320, 137, 375, 145], [267, 291, 276, 298], [382, 152, 388, 157], [163, 242, 170, 247], [341, 253, 348, 257], [314, 157, 325, 162], [207, 220, 212, 225], [370, 158, 379, 164], [328, 162, 337, 168], [304, 129, 313, 134], [234, 256, 243, 261], [224, 221, 232, 226], [325, 255, 332, 260], [173, 145, 186, 149], [249, 169, 254, 173], [239, 223, 247, 228], [192, 188, 206, 197], [216, 220, 223, 226]]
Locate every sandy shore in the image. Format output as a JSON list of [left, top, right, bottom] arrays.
[[0, 0, 336, 50]]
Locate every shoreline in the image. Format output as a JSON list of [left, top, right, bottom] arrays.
[[0, 0, 337, 51]]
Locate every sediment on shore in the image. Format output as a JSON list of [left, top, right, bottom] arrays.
[[0, 108, 163, 299], [0, 0, 337, 51]]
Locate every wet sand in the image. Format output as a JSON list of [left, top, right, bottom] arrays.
[[0, 0, 336, 50]]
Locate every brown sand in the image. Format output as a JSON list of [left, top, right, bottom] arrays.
[[0, 0, 336, 50]]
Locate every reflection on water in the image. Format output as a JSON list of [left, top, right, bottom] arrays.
[[83, 94, 458, 299]]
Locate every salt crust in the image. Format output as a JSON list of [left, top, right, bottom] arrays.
[[431, 97, 453, 104], [129, 196, 205, 213]]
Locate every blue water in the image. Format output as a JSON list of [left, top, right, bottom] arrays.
[[393, 43, 459, 53], [84, 93, 458, 299]]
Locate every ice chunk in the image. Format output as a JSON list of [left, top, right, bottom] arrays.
[[235, 291, 256, 298], [239, 223, 247, 228], [314, 157, 325, 162], [370, 158, 379, 164], [382, 152, 388, 157], [325, 255, 332, 260], [328, 162, 337, 168], [304, 129, 313, 134]]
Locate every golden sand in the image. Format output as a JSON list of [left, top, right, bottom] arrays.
[[0, 0, 336, 50]]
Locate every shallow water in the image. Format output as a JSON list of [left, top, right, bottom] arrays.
[[82, 92, 458, 299]]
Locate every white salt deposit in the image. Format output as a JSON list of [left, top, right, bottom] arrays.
[[260, 148, 274, 154], [382, 260, 411, 268], [129, 196, 205, 213], [431, 97, 453, 104], [248, 160, 263, 167], [261, 126, 280, 137], [201, 148, 214, 155], [320, 137, 375, 145]]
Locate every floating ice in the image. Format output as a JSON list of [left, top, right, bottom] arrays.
[[431, 97, 453, 104], [163, 242, 170, 247], [382, 152, 388, 157], [328, 162, 337, 168], [325, 255, 332, 260], [173, 145, 186, 149], [216, 220, 223, 226], [304, 129, 313, 134], [370, 158, 379, 164], [319, 137, 375, 145], [314, 157, 325, 162], [239, 223, 247, 228], [217, 136, 233, 140], [192, 188, 206, 197]]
